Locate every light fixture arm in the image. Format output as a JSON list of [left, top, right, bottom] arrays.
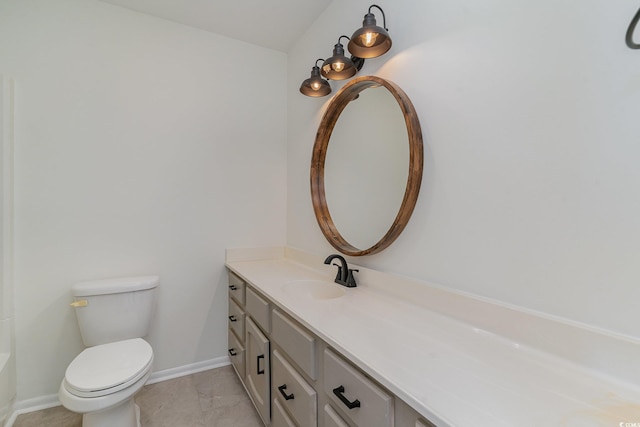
[[627, 7, 640, 49], [368, 4, 388, 31], [335, 36, 365, 70]]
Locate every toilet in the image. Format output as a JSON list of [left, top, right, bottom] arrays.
[[59, 275, 159, 427]]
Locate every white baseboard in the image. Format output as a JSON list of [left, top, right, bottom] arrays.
[[5, 356, 231, 427], [147, 355, 230, 385], [5, 394, 59, 427]]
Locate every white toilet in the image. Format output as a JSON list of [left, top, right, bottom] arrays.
[[59, 275, 159, 427]]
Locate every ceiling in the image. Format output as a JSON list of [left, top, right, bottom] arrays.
[[99, 0, 333, 52]]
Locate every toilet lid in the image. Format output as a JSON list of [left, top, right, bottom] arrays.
[[65, 338, 153, 398]]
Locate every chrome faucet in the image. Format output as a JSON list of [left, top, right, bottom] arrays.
[[324, 254, 358, 288]]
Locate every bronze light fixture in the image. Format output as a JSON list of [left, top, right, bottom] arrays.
[[300, 4, 392, 97], [321, 36, 365, 81], [300, 59, 332, 97], [348, 4, 392, 59], [626, 6, 640, 49]]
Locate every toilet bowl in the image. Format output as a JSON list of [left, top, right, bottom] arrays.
[[58, 275, 158, 427], [59, 338, 154, 427]]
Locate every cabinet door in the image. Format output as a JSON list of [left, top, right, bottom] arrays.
[[246, 317, 271, 424]]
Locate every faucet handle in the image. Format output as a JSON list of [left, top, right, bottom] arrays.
[[332, 263, 343, 282], [346, 269, 359, 287]]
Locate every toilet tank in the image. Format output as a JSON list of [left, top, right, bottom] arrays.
[[71, 276, 159, 347]]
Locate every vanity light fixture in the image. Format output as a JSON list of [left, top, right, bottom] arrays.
[[348, 4, 392, 59], [299, 5, 392, 97], [300, 59, 332, 97], [321, 36, 365, 81]]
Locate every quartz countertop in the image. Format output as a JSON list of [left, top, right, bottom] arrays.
[[225, 247, 640, 427]]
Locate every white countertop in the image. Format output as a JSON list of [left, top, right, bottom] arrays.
[[226, 247, 640, 427]]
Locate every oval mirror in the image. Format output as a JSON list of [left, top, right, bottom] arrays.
[[310, 76, 423, 256]]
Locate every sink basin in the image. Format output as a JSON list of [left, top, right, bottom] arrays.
[[281, 280, 346, 300]]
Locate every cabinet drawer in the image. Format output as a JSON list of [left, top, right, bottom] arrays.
[[272, 309, 317, 379], [323, 349, 393, 427], [273, 397, 297, 427], [228, 272, 246, 305], [323, 404, 349, 427], [228, 298, 245, 342], [227, 328, 245, 378], [272, 349, 317, 427], [246, 287, 271, 333]]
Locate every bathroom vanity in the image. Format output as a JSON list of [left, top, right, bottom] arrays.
[[227, 269, 426, 427], [226, 247, 640, 427]]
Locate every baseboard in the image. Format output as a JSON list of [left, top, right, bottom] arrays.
[[4, 356, 231, 427], [6, 393, 59, 427], [147, 355, 230, 385]]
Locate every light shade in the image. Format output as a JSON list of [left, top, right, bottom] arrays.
[[348, 5, 392, 59], [300, 59, 331, 97], [321, 36, 360, 80]]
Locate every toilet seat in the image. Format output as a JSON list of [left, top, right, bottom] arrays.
[[64, 338, 153, 398]]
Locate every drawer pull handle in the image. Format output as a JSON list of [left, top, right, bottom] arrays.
[[228, 315, 237, 322], [229, 285, 238, 290], [257, 355, 265, 375], [228, 348, 237, 356], [278, 384, 295, 401], [333, 385, 361, 409]]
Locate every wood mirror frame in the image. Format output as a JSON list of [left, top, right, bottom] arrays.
[[310, 75, 424, 256]]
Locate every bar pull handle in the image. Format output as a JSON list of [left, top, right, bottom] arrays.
[[278, 384, 295, 400], [332, 385, 360, 409], [229, 285, 238, 290], [257, 355, 265, 375], [228, 315, 237, 322], [228, 348, 237, 356]]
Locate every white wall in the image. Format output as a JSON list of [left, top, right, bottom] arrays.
[[0, 0, 287, 401], [0, 75, 16, 426], [288, 0, 640, 339]]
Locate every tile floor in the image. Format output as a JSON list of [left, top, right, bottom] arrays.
[[13, 365, 263, 427]]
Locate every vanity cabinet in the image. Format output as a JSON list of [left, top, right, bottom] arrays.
[[228, 270, 438, 427]]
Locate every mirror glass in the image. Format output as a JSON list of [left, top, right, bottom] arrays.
[[311, 76, 423, 256], [324, 87, 409, 250]]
